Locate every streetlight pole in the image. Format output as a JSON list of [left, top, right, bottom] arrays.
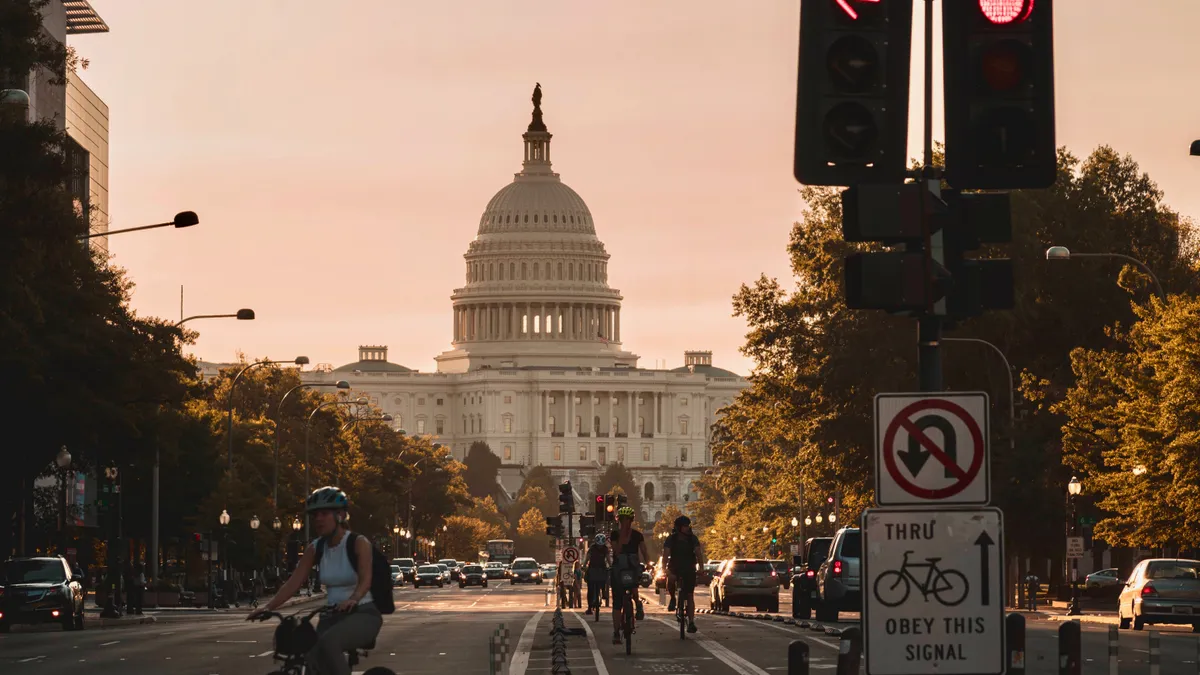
[[1066, 476, 1082, 615], [1045, 247, 1166, 300], [274, 381, 350, 513], [76, 210, 200, 240], [227, 357, 309, 478], [56, 446, 71, 557], [303, 398, 366, 542], [176, 308, 255, 327], [218, 509, 231, 604], [942, 337, 1016, 454]]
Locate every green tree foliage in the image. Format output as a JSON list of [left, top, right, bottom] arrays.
[[463, 441, 501, 499], [595, 463, 643, 521], [516, 507, 545, 538], [462, 496, 510, 535], [693, 146, 1199, 566], [652, 504, 685, 538], [441, 514, 505, 561]]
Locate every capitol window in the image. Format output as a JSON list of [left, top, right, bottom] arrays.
[[510, 262, 515, 279], [417, 419, 426, 434], [679, 419, 689, 435], [504, 445, 512, 460], [681, 397, 689, 406], [681, 446, 689, 462], [463, 417, 467, 433], [521, 263, 527, 279], [503, 416, 513, 433], [394, 415, 403, 429], [554, 445, 563, 461], [436, 398, 444, 406], [549, 416, 556, 434], [436, 419, 444, 435], [574, 416, 581, 433], [579, 445, 588, 460], [637, 417, 645, 434], [642, 445, 652, 462], [617, 445, 625, 463], [504, 395, 512, 404], [418, 397, 426, 406]]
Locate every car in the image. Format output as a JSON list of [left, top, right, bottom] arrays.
[[438, 559, 462, 581], [709, 558, 780, 613], [771, 561, 791, 590], [1085, 568, 1123, 597], [459, 564, 488, 588], [413, 565, 445, 589], [699, 562, 720, 587], [484, 562, 507, 580], [791, 537, 833, 620], [510, 558, 543, 584], [1118, 558, 1200, 631], [0, 556, 86, 632], [390, 565, 405, 587], [815, 528, 861, 622], [436, 564, 452, 584], [391, 558, 417, 583]]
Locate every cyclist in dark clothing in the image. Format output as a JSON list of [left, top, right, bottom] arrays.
[[610, 506, 649, 645], [663, 515, 703, 633], [585, 533, 610, 615]]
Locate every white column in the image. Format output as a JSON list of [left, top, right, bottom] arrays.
[[628, 392, 635, 436], [567, 390, 574, 437], [653, 393, 660, 434], [588, 392, 595, 436], [615, 308, 621, 342]]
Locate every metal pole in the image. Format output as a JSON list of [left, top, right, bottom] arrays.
[[1107, 624, 1118, 675], [151, 448, 160, 587], [1058, 621, 1081, 675], [917, 0, 942, 393], [1070, 252, 1165, 300], [942, 338, 1016, 453], [304, 420, 312, 544]]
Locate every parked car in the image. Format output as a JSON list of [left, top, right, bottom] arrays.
[[771, 560, 791, 590], [459, 564, 488, 588], [815, 528, 861, 622], [1085, 568, 1123, 597], [413, 565, 445, 589], [391, 558, 417, 584], [792, 537, 833, 620], [709, 559, 780, 612], [510, 558, 543, 584], [1118, 558, 1200, 631], [0, 556, 86, 632]]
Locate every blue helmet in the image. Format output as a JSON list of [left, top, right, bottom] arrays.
[[306, 486, 349, 513]]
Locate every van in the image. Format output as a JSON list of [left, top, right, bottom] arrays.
[[816, 527, 861, 622]]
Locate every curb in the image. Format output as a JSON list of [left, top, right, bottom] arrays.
[[694, 607, 852, 637], [94, 615, 157, 629]]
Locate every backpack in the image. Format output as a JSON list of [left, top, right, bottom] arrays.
[[314, 532, 396, 615]]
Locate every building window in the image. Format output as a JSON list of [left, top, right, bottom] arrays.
[[574, 416, 582, 433], [679, 419, 689, 435], [436, 419, 445, 435], [549, 416, 557, 434], [554, 445, 563, 461], [504, 445, 512, 460], [463, 417, 468, 433], [579, 445, 588, 461], [471, 418, 476, 433], [593, 416, 601, 433], [574, 395, 581, 405], [504, 416, 513, 433], [642, 445, 652, 462], [611, 416, 619, 433], [593, 397, 599, 405], [681, 397, 689, 406], [598, 446, 607, 464], [617, 445, 625, 463], [394, 415, 403, 429], [418, 397, 426, 406], [417, 419, 426, 434], [637, 416, 645, 434], [549, 396, 556, 404], [504, 395, 512, 404], [681, 446, 689, 462], [436, 398, 444, 406]]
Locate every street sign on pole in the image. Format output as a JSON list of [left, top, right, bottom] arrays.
[[863, 507, 1004, 675], [875, 393, 990, 506], [560, 546, 580, 565], [1066, 536, 1084, 560]]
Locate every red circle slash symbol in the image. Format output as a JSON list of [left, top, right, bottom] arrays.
[[882, 399, 985, 500]]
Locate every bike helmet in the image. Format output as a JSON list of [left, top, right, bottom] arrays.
[[594, 533, 608, 546], [674, 515, 691, 530], [306, 486, 349, 513], [617, 506, 635, 519]]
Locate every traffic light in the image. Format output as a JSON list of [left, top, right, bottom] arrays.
[[558, 481, 574, 514], [941, 190, 1014, 318], [580, 515, 596, 540], [604, 494, 616, 521], [616, 493, 628, 511], [943, 0, 1056, 188], [595, 495, 606, 523], [545, 516, 562, 538], [794, 0, 914, 186]]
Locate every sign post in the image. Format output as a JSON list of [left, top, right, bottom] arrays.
[[863, 508, 1005, 675], [560, 546, 580, 565], [1065, 536, 1084, 560]]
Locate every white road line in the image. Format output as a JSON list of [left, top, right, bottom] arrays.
[[256, 650, 274, 657], [571, 610, 611, 675], [725, 616, 841, 650], [648, 616, 771, 675], [99, 640, 120, 646], [508, 610, 545, 675], [18, 656, 44, 663]]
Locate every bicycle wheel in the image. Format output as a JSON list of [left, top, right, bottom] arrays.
[[624, 593, 634, 655], [873, 571, 912, 607], [932, 570, 970, 607], [678, 602, 686, 640]]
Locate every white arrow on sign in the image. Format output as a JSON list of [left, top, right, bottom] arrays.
[[863, 507, 1005, 675]]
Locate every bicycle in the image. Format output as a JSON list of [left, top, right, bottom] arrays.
[[614, 565, 640, 655], [873, 551, 970, 608], [252, 606, 394, 675]]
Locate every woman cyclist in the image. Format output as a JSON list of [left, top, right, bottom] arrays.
[[585, 533, 610, 615], [610, 506, 649, 645], [248, 487, 382, 675]]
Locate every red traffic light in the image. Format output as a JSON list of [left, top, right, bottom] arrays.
[[978, 0, 1034, 25], [835, 0, 882, 21], [596, 495, 604, 504], [827, 496, 835, 503], [193, 533, 202, 543]]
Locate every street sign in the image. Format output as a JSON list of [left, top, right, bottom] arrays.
[[790, 543, 801, 557], [863, 507, 1004, 675], [875, 392, 990, 506], [1066, 536, 1084, 560], [561, 546, 580, 564]]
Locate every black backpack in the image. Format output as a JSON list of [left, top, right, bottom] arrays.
[[314, 532, 395, 615]]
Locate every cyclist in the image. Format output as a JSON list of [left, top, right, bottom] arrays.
[[249, 487, 382, 675], [610, 505, 649, 645], [585, 533, 610, 615], [663, 515, 703, 633]]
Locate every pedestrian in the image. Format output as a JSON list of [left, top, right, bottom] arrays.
[[131, 563, 146, 615], [585, 534, 610, 615]]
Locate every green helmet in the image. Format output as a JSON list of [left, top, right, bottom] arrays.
[[617, 506, 635, 519], [306, 486, 349, 513]]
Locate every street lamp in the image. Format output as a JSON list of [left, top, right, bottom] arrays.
[[1066, 476, 1083, 615], [274, 381, 351, 512], [829, 513, 837, 524], [218, 510, 231, 591], [815, 514, 823, 524], [303, 397, 368, 541], [77, 211, 200, 240], [228, 357, 310, 477], [176, 308, 255, 327], [791, 517, 799, 528], [56, 446, 72, 555], [1045, 246, 1166, 300]]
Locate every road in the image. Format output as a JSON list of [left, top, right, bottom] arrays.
[[2, 584, 1199, 674]]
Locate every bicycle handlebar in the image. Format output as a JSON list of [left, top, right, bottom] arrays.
[[252, 605, 351, 623]]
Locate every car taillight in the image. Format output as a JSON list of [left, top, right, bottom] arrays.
[[806, 570, 816, 578], [1142, 584, 1157, 597], [833, 560, 843, 577], [770, 570, 777, 577]]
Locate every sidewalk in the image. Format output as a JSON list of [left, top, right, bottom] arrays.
[[84, 591, 326, 623]]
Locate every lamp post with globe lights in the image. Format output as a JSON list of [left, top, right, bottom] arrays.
[[56, 446, 72, 556], [218, 510, 231, 596], [1066, 477, 1083, 615], [272, 516, 282, 575]]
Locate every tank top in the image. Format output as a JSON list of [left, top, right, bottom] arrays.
[[611, 528, 645, 557], [313, 532, 374, 607]]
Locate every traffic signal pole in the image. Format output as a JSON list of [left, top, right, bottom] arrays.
[[917, 0, 943, 393]]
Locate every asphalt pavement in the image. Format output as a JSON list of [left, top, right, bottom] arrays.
[[3, 582, 1200, 674]]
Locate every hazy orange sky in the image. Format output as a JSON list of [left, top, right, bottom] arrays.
[[70, 0, 1200, 375]]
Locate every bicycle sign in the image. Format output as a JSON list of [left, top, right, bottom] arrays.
[[863, 507, 1004, 675], [875, 392, 990, 506]]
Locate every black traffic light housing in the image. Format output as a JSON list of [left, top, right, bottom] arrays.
[[595, 495, 606, 524], [545, 516, 562, 538], [604, 494, 616, 521], [580, 515, 596, 540], [794, 0, 914, 186], [943, 0, 1056, 189], [558, 481, 574, 515]]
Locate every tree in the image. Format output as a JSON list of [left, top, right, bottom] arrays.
[[517, 507, 546, 538], [441, 514, 505, 561], [595, 463, 643, 521], [652, 504, 685, 538], [463, 441, 501, 499], [462, 496, 510, 535]]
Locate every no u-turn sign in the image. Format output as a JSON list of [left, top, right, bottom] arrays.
[[874, 393, 990, 506]]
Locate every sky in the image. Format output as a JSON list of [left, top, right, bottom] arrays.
[[69, 0, 1200, 376]]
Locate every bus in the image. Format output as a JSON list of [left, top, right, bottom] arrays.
[[485, 539, 515, 565]]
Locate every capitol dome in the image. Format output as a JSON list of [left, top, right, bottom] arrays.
[[436, 84, 636, 374]]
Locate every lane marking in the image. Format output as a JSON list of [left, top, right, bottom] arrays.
[[649, 615, 771, 675], [256, 650, 274, 657], [571, 610, 611, 675], [216, 640, 257, 643], [18, 656, 45, 663], [721, 615, 841, 650], [508, 610, 545, 675], [99, 640, 120, 646]]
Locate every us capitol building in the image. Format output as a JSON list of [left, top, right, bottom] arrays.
[[206, 86, 747, 522]]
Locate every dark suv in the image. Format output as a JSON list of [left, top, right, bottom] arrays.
[[0, 556, 85, 632], [791, 537, 833, 620]]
